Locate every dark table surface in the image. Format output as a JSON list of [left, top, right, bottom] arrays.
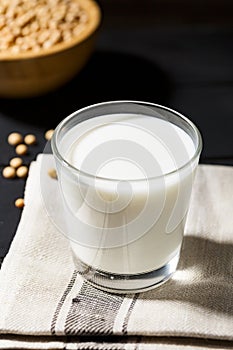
[[1, 0, 233, 263]]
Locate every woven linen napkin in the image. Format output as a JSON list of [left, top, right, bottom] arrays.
[[0, 154, 233, 350]]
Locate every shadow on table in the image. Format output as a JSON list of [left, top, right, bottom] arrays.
[[140, 236, 233, 315], [0, 50, 171, 128]]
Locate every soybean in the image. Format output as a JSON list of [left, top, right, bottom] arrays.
[[10, 157, 23, 168], [2, 166, 16, 179], [44, 129, 54, 141], [0, 0, 89, 54], [8, 132, 23, 146], [15, 144, 28, 155], [16, 165, 28, 178], [48, 168, 57, 179], [15, 198, 25, 208], [24, 134, 37, 145]]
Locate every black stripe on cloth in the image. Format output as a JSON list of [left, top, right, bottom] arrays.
[[122, 293, 139, 335], [64, 344, 132, 350], [65, 281, 125, 335], [51, 269, 78, 335]]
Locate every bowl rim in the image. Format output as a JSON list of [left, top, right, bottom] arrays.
[[0, 0, 102, 61]]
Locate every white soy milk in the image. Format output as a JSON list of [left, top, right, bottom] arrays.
[[58, 114, 196, 274]]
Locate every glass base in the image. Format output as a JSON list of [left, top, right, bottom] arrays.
[[73, 252, 180, 294]]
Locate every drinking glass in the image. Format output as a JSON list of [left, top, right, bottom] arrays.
[[51, 101, 202, 293]]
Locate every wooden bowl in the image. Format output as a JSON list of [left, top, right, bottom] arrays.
[[0, 0, 102, 98]]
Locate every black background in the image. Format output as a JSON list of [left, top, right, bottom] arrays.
[[1, 0, 233, 261]]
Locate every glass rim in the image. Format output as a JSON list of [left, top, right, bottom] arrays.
[[51, 100, 203, 183]]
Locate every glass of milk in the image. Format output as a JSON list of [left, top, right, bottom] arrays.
[[51, 101, 202, 293]]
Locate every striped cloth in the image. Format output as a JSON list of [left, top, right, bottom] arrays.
[[0, 154, 232, 350]]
